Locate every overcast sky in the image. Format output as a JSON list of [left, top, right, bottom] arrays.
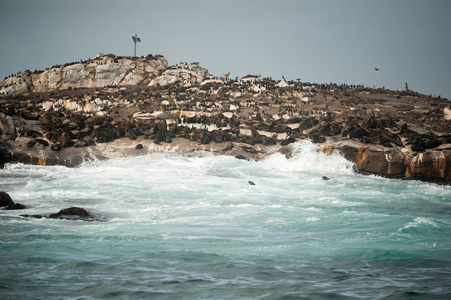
[[1, 0, 450, 99]]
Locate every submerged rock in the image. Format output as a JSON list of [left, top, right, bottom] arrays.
[[21, 207, 98, 221], [4, 203, 26, 210], [48, 207, 95, 220]]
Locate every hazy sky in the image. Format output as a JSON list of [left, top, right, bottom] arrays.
[[1, 0, 450, 99]]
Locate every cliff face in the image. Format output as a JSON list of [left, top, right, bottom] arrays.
[[0, 54, 169, 96]]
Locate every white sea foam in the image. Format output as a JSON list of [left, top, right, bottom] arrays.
[[400, 217, 440, 232], [262, 140, 355, 176], [1, 142, 451, 299]]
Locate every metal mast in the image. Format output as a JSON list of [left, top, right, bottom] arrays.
[[132, 34, 141, 57]]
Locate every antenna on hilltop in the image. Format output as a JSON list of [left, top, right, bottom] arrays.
[[132, 34, 141, 57]]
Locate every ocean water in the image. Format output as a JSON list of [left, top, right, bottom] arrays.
[[1, 140, 450, 299]]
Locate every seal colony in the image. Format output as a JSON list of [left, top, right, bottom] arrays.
[[1, 53, 451, 183]]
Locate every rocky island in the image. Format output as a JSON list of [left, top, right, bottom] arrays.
[[1, 53, 451, 183]]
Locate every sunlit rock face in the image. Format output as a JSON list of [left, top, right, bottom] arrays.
[[0, 54, 168, 96], [148, 62, 212, 87]]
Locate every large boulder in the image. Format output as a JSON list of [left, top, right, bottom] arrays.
[[356, 147, 405, 177], [21, 207, 97, 221], [444, 106, 451, 121], [49, 207, 95, 220], [0, 191, 14, 207], [0, 113, 17, 140], [405, 150, 451, 180], [0, 140, 12, 167], [148, 62, 211, 87], [0, 191, 26, 210]]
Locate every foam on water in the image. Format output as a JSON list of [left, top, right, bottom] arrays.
[[264, 139, 355, 176], [1, 141, 451, 299]]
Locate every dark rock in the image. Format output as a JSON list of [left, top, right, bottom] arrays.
[[248, 181, 255, 185], [20, 214, 43, 219], [4, 203, 26, 210], [0, 113, 17, 140], [0, 140, 12, 167], [0, 191, 14, 207], [20, 207, 98, 221], [48, 207, 95, 221], [322, 176, 331, 180]]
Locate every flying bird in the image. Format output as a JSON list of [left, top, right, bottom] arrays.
[[375, 68, 379, 71]]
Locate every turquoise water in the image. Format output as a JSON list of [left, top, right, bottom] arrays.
[[1, 141, 450, 299]]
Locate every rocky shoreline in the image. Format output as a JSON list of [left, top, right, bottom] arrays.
[[1, 53, 451, 184]]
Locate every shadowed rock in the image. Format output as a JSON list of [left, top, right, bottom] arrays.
[[1, 191, 26, 210], [0, 191, 14, 207], [21, 207, 98, 221], [49, 207, 94, 220], [4, 203, 26, 210]]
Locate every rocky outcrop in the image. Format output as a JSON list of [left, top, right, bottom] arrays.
[[0, 54, 168, 96], [321, 141, 451, 183], [21, 207, 99, 221], [0, 191, 26, 210], [0, 191, 14, 207], [148, 62, 212, 87], [0, 113, 17, 140]]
